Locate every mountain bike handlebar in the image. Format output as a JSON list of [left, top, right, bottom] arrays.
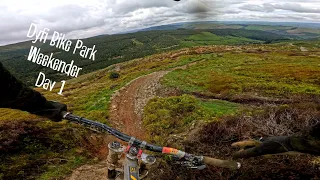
[[62, 112, 241, 170]]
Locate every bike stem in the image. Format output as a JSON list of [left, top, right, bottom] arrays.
[[107, 140, 154, 180], [123, 148, 140, 180]]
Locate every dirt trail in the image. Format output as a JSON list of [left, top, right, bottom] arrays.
[[109, 71, 170, 139], [67, 72, 173, 180], [67, 61, 199, 180], [109, 61, 197, 138]]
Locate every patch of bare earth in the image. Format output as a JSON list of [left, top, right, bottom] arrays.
[[300, 46, 308, 52], [68, 161, 109, 180]]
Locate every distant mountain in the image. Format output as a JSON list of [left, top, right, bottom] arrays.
[[121, 21, 320, 34], [226, 21, 320, 29]]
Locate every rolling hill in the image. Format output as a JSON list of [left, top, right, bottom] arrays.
[[2, 21, 319, 86], [1, 22, 320, 179]]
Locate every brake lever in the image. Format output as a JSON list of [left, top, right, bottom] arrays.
[[174, 160, 207, 170], [172, 154, 207, 170]]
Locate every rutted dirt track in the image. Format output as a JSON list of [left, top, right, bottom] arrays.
[[67, 62, 198, 180], [68, 71, 171, 180], [108, 61, 197, 139], [109, 71, 170, 139]]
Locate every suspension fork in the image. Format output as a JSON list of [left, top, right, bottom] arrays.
[[107, 141, 140, 180], [107, 141, 123, 180]]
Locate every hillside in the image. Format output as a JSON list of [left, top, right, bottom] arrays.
[[2, 21, 319, 86], [1, 22, 320, 179], [139, 21, 320, 38], [1, 40, 320, 179]]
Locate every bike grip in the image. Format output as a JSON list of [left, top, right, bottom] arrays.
[[61, 111, 70, 119], [203, 156, 241, 170]]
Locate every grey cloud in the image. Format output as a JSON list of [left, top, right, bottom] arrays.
[[274, 3, 320, 13], [1, 0, 320, 46], [0, 12, 34, 44], [231, 11, 320, 22], [42, 5, 89, 23], [241, 2, 320, 13], [241, 3, 275, 12], [0, 3, 108, 45], [119, 7, 185, 29], [39, 4, 107, 34], [256, 13, 320, 21], [172, 0, 228, 19], [110, 0, 176, 14]]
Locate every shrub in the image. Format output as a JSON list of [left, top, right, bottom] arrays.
[[109, 72, 120, 79], [206, 72, 237, 95], [0, 120, 108, 180], [149, 103, 320, 179], [183, 103, 320, 179], [143, 95, 198, 145]]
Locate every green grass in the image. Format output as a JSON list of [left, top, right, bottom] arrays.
[[39, 155, 87, 180], [245, 25, 292, 31], [143, 95, 241, 145], [0, 48, 207, 123], [162, 48, 320, 99], [69, 53, 207, 123], [199, 100, 239, 117], [273, 39, 320, 49], [287, 28, 320, 35], [186, 23, 243, 30], [182, 32, 261, 46], [131, 38, 144, 46], [2, 42, 320, 179], [0, 120, 92, 180]]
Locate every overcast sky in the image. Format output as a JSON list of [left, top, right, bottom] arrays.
[[1, 0, 320, 45]]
